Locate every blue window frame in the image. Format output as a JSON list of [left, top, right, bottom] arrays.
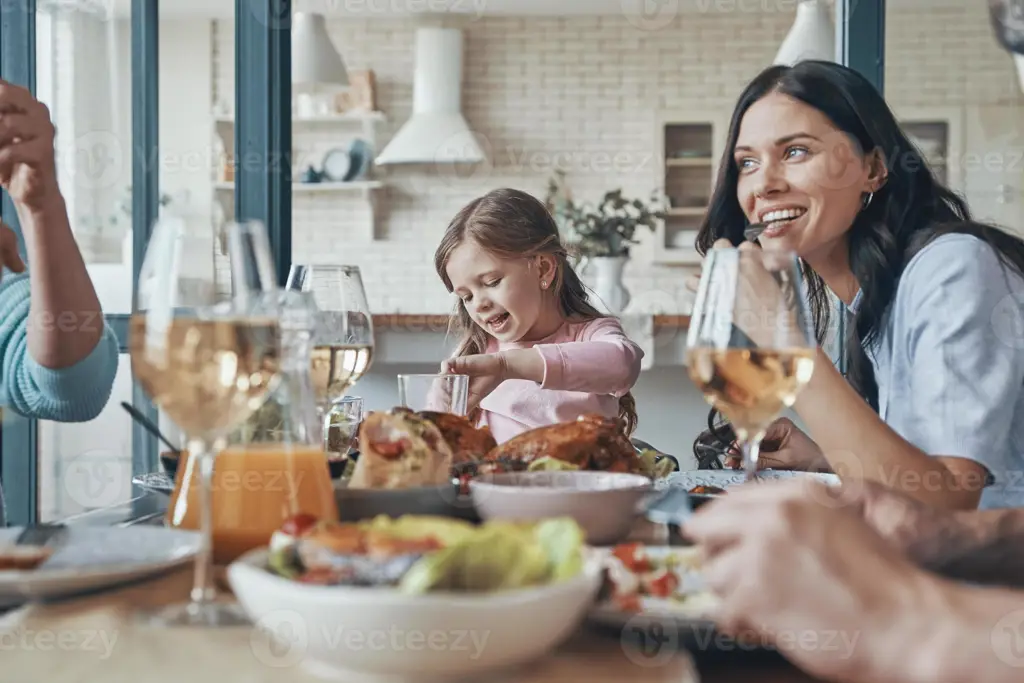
[[0, 0, 294, 526]]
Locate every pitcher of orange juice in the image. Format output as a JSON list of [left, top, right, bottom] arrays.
[[167, 291, 338, 564]]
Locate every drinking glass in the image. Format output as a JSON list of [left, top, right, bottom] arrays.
[[130, 216, 281, 627], [285, 265, 375, 442], [398, 373, 469, 416], [684, 248, 816, 482], [324, 395, 364, 460]]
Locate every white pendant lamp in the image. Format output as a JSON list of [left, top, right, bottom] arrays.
[[292, 12, 349, 118], [774, 0, 835, 66]]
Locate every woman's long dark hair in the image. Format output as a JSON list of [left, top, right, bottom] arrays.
[[693, 60, 1024, 459]]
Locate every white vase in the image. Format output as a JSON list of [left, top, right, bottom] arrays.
[[591, 255, 630, 314]]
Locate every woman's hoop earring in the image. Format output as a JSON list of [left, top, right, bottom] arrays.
[[862, 191, 874, 210]]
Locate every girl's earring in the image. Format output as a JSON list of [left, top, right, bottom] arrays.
[[862, 191, 874, 209]]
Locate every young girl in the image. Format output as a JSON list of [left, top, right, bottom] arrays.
[[432, 188, 644, 444]]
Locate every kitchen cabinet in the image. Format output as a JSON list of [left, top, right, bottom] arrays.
[[653, 110, 730, 265]]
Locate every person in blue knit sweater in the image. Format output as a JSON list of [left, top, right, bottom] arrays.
[[0, 83, 118, 423]]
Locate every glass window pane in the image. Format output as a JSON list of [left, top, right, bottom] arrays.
[[37, 355, 136, 523], [37, 4, 133, 315], [885, 1, 1024, 238]]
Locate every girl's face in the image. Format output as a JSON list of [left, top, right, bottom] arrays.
[[446, 238, 556, 344], [733, 92, 885, 261]]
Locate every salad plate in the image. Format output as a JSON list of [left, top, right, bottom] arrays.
[[227, 514, 603, 679]]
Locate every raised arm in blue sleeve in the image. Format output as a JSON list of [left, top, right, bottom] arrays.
[[0, 272, 118, 422]]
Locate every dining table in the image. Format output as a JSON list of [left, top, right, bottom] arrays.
[[2, 488, 829, 683]]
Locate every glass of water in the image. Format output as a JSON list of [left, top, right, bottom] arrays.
[[397, 374, 469, 416]]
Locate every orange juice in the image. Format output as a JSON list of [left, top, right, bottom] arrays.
[[167, 444, 338, 564]]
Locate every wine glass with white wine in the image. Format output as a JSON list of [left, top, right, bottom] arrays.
[[685, 247, 816, 482], [286, 265, 374, 457], [129, 216, 281, 627]]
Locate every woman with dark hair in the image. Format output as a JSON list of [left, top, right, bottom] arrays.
[[692, 60, 1024, 510]]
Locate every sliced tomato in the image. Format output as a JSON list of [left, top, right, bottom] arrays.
[[371, 438, 411, 459], [280, 513, 319, 537], [611, 543, 651, 573], [644, 569, 679, 598]]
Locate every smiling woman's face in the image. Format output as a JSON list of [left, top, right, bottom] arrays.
[[734, 92, 882, 260]]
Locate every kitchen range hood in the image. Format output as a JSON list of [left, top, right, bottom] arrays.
[[375, 26, 487, 166]]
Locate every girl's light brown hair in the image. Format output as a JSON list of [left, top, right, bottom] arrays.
[[434, 187, 638, 436]]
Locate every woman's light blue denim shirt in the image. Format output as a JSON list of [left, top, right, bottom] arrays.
[[849, 233, 1024, 509]]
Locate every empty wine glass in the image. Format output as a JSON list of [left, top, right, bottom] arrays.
[[130, 216, 281, 627], [286, 265, 375, 444], [685, 247, 816, 482]]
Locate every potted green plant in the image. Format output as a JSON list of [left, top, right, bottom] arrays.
[[545, 173, 666, 313]]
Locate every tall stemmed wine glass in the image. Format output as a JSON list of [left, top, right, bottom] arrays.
[[130, 217, 281, 627], [286, 265, 375, 455], [685, 247, 816, 482]]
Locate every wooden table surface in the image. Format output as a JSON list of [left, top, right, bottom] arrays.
[[1, 518, 824, 683], [1, 565, 821, 683]]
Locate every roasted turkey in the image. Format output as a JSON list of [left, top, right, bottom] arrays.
[[411, 410, 497, 464], [481, 414, 644, 474]]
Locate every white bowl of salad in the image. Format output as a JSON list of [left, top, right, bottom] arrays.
[[227, 513, 603, 680]]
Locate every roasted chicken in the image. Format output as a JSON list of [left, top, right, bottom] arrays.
[[395, 408, 497, 464], [482, 414, 645, 474]]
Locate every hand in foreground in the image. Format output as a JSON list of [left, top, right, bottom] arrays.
[[683, 479, 952, 683], [838, 478, 971, 577], [0, 80, 61, 212], [441, 353, 508, 413], [724, 417, 829, 472]]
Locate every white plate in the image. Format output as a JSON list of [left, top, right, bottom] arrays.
[[228, 546, 603, 680], [588, 546, 719, 625], [660, 469, 840, 493], [586, 545, 742, 654], [0, 526, 199, 606]]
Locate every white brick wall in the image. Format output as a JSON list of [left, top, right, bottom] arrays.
[[210, 3, 1024, 315]]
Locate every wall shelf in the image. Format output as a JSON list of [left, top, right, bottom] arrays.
[[214, 180, 383, 193], [654, 111, 728, 265], [213, 111, 386, 125], [212, 109, 388, 240]]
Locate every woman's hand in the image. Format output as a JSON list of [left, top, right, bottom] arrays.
[[0, 80, 61, 214], [724, 417, 829, 472], [683, 480, 954, 683]]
